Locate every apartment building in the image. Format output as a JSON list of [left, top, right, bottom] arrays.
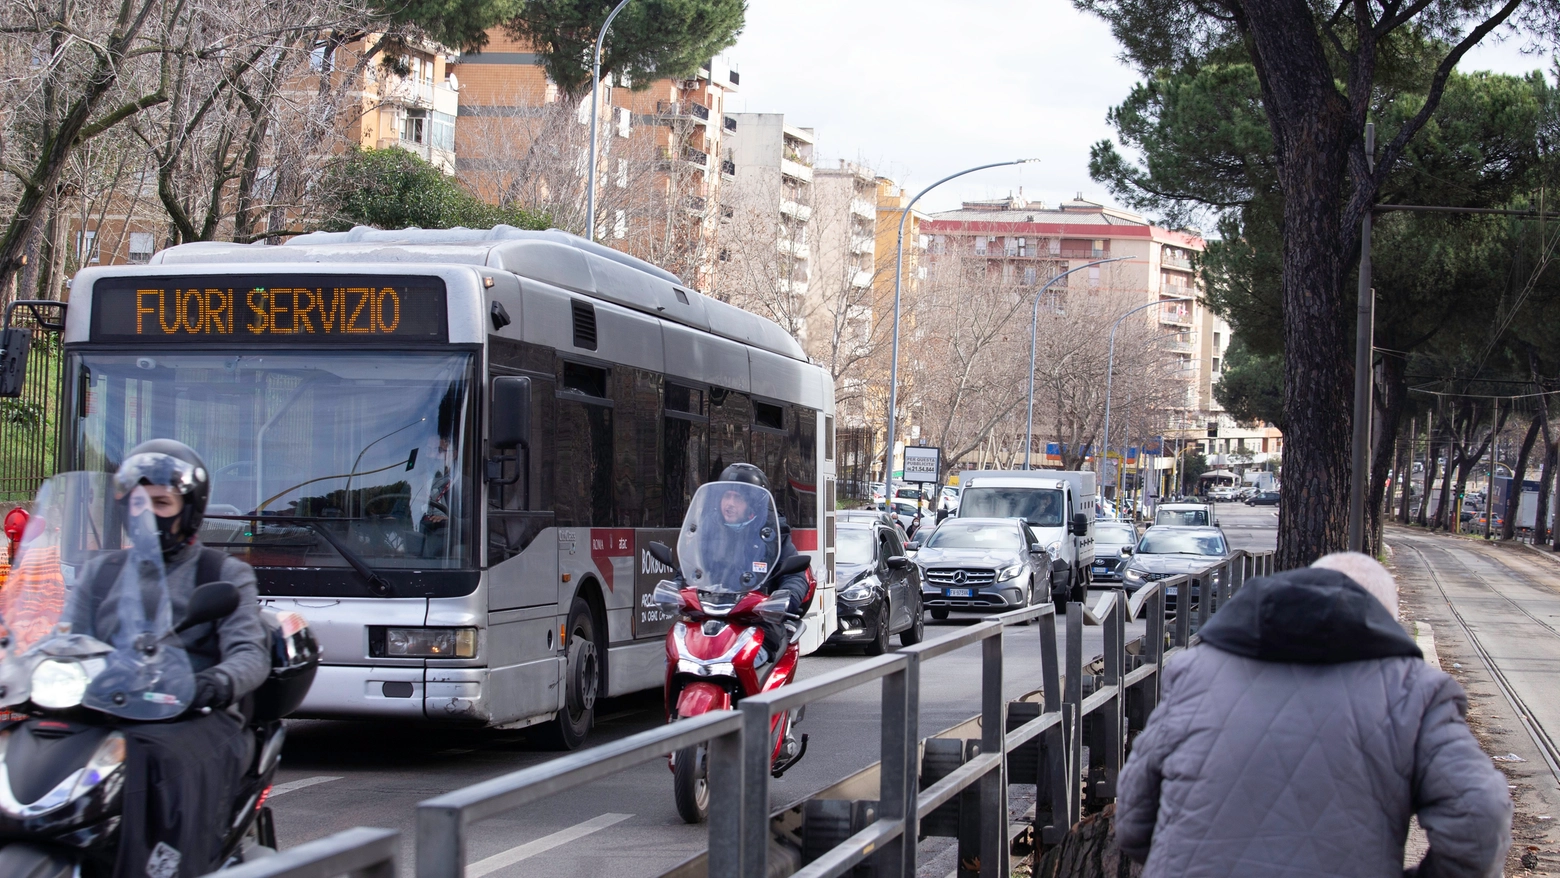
[[722, 114, 816, 299], [451, 32, 738, 288], [64, 36, 459, 275], [349, 39, 460, 173], [808, 161, 877, 349], [921, 195, 1276, 463]]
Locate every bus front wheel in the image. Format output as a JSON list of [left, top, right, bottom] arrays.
[[540, 597, 599, 750]]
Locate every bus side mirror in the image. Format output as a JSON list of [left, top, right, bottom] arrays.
[[0, 327, 31, 398], [490, 376, 531, 451]]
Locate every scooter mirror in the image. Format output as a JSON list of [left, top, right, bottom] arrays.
[[774, 554, 811, 577], [651, 579, 686, 609], [177, 581, 241, 633], [647, 541, 675, 568]]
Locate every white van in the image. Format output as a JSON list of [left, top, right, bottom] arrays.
[[953, 470, 1097, 608]]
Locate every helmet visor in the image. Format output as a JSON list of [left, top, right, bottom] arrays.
[[112, 452, 205, 500]]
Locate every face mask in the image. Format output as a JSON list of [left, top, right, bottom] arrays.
[[154, 513, 186, 556]]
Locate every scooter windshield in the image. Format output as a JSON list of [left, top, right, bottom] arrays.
[[0, 472, 195, 720], [676, 481, 781, 595]]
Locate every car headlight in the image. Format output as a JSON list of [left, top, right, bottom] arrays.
[[839, 583, 872, 602], [1045, 541, 1060, 556], [1123, 568, 1144, 582], [996, 564, 1024, 581], [31, 660, 88, 709]]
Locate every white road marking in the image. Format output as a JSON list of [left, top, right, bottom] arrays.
[[466, 813, 633, 877], [266, 776, 343, 798]]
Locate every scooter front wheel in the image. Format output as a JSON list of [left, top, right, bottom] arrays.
[[673, 744, 709, 824]]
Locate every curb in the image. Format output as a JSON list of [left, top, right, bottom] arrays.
[[1413, 620, 1440, 669]]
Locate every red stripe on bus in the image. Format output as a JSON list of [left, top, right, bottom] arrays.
[[589, 528, 635, 592], [791, 529, 818, 551]]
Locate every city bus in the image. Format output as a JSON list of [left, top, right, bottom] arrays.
[[42, 226, 837, 747]]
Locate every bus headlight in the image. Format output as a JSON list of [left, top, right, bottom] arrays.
[[382, 628, 476, 658]]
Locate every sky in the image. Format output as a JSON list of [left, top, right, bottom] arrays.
[[721, 0, 1556, 216]]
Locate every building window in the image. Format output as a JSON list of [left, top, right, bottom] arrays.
[[1093, 239, 1106, 257], [1048, 238, 1060, 255], [1017, 237, 1029, 257], [1023, 266, 1037, 285], [974, 236, 988, 256], [931, 235, 945, 254], [77, 230, 98, 264], [1087, 266, 1100, 287], [402, 113, 426, 144], [431, 112, 455, 151], [128, 232, 154, 264], [616, 159, 628, 188], [1004, 237, 1018, 257], [1213, 331, 1221, 350], [1212, 357, 1221, 373], [309, 41, 329, 71], [613, 210, 627, 240]]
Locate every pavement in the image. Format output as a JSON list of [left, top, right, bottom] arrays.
[[1388, 528, 1560, 876]]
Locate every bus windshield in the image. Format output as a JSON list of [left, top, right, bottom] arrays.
[[72, 351, 473, 569]]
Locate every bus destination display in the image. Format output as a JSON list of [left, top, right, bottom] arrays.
[[91, 275, 448, 343]]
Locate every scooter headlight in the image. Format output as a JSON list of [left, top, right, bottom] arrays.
[[69, 732, 126, 801], [31, 660, 88, 709]]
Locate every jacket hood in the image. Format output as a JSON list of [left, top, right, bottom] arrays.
[[1197, 567, 1421, 664]]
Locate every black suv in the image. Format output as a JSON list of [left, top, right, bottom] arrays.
[[828, 512, 924, 653]]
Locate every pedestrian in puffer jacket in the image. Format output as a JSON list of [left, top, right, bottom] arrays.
[[1116, 553, 1511, 878]]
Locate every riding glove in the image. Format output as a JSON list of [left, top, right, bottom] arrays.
[[191, 669, 234, 710]]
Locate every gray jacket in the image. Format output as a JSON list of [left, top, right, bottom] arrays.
[[1117, 568, 1510, 878], [70, 541, 270, 700]]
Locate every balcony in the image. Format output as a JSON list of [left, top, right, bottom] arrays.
[[1160, 303, 1193, 327], [849, 199, 875, 222], [686, 195, 707, 215], [724, 116, 737, 132], [780, 157, 813, 182], [658, 101, 710, 124], [779, 199, 813, 222], [683, 147, 709, 168], [1162, 250, 1194, 271], [778, 238, 810, 259], [721, 159, 736, 177], [850, 269, 873, 288], [1060, 248, 1108, 259], [850, 237, 873, 255]]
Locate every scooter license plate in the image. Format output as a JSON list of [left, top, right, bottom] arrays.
[[944, 588, 973, 598]]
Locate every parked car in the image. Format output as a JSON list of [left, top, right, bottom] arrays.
[[828, 517, 924, 654], [1091, 521, 1139, 583], [1208, 486, 1238, 502], [916, 517, 1052, 619], [1119, 526, 1232, 608], [1246, 491, 1280, 506], [939, 485, 962, 515], [870, 483, 887, 505]]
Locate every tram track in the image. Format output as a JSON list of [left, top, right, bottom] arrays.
[[1392, 536, 1560, 788]]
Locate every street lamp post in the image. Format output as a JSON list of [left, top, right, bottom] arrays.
[[1023, 256, 1132, 469], [584, 0, 635, 242], [882, 158, 1037, 506], [1099, 295, 1194, 484]]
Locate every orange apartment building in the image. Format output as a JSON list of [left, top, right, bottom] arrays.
[[66, 36, 457, 274], [450, 30, 738, 289]]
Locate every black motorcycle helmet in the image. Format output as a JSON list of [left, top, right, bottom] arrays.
[[113, 439, 210, 557], [718, 462, 769, 489]]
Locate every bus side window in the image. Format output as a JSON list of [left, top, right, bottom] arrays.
[[708, 387, 750, 482], [613, 367, 662, 527], [663, 382, 708, 525]]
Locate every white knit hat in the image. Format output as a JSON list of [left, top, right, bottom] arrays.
[[1311, 551, 1398, 619]]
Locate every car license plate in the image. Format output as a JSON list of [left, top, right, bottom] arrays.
[[945, 588, 973, 598]]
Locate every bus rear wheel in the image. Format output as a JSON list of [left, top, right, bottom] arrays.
[[539, 596, 598, 750]]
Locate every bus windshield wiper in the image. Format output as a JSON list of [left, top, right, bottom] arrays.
[[206, 514, 392, 597]]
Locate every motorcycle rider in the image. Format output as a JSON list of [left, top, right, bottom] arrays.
[[706, 463, 808, 665], [68, 439, 269, 878]]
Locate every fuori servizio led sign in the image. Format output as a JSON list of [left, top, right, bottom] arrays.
[[89, 275, 448, 343]]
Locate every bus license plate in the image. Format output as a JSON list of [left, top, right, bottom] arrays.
[[945, 588, 973, 598]]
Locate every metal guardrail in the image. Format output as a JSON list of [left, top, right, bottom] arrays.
[[208, 827, 399, 878], [294, 548, 1275, 878], [415, 710, 745, 878]]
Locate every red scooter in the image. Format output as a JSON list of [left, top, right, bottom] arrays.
[[648, 481, 814, 823]]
